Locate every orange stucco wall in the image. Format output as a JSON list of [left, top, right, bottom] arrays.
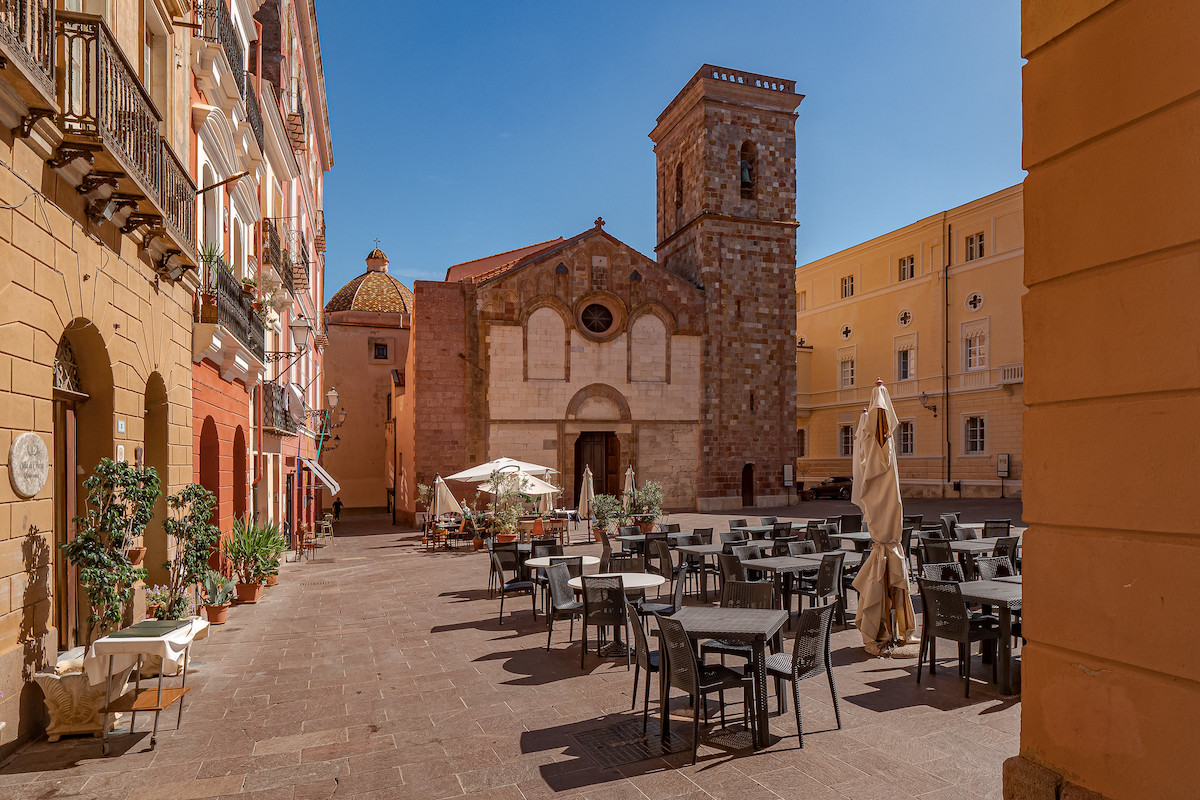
[[192, 359, 251, 538], [1007, 1, 1200, 798]]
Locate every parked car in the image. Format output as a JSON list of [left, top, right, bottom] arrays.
[[807, 476, 853, 500]]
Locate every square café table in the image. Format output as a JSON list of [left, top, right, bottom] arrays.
[[957, 579, 1022, 695], [730, 524, 796, 539], [659, 606, 788, 749]]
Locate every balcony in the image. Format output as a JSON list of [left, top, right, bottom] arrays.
[[286, 83, 305, 151], [314, 209, 325, 253], [54, 12, 198, 268], [0, 0, 54, 106], [193, 256, 265, 386], [261, 381, 297, 435], [262, 218, 291, 295], [196, 0, 243, 100], [291, 237, 310, 290], [244, 77, 264, 152]]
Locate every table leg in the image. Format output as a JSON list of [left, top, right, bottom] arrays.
[[999, 608, 1013, 695], [700, 560, 709, 604], [177, 646, 190, 729], [751, 640, 770, 749], [101, 654, 114, 755]]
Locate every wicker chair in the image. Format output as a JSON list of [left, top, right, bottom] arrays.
[[727, 518, 748, 529], [607, 553, 642, 573], [759, 516, 778, 526], [643, 532, 669, 571], [916, 578, 1000, 697], [771, 521, 793, 539], [624, 596, 661, 730], [953, 525, 978, 541], [699, 580, 775, 664], [922, 561, 966, 582], [487, 540, 518, 596], [983, 519, 1012, 538], [788, 540, 816, 557], [638, 568, 688, 618], [719, 531, 748, 552], [618, 525, 641, 553], [992, 537, 1020, 572], [660, 523, 681, 533], [939, 513, 960, 540], [839, 513, 862, 533], [810, 524, 836, 553], [599, 545, 612, 572], [731, 544, 766, 582], [693, 527, 714, 544], [545, 562, 583, 651], [765, 602, 841, 747], [531, 543, 564, 611], [796, 551, 846, 626], [647, 539, 680, 593], [581, 575, 628, 669], [900, 526, 916, 578], [902, 513, 924, 529], [490, 550, 536, 624], [717, 553, 746, 588], [920, 536, 954, 569], [973, 555, 1015, 581], [655, 613, 755, 765]]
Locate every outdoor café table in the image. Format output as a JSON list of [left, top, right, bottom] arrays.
[[995, 574, 1023, 584], [730, 524, 797, 539], [524, 555, 601, 569], [568, 572, 666, 656], [614, 532, 694, 550], [83, 617, 208, 754], [828, 530, 874, 551], [956, 579, 1022, 695], [659, 606, 788, 749], [674, 543, 726, 602]]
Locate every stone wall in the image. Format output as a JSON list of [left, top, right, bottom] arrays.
[[410, 281, 470, 493]]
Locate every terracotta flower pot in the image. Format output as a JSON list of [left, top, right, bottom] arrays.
[[146, 603, 162, 619], [472, 537, 484, 551], [637, 521, 655, 534], [235, 582, 264, 604], [496, 533, 518, 544], [266, 574, 278, 586], [204, 604, 230, 624], [126, 546, 147, 565]]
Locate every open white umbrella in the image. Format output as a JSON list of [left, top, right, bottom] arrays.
[[445, 457, 557, 483], [480, 471, 560, 497], [577, 465, 595, 521], [621, 465, 636, 509], [431, 475, 463, 518], [850, 380, 918, 655]]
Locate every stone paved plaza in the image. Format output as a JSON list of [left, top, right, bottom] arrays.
[[0, 502, 1022, 799]]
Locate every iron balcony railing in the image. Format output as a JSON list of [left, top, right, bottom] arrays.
[[200, 257, 265, 361], [196, 0, 243, 99], [244, 76, 264, 151], [262, 218, 292, 295], [290, 236, 310, 290], [0, 0, 54, 98], [55, 12, 198, 265], [261, 381, 297, 434]]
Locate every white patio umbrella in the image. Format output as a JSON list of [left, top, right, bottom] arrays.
[[479, 471, 560, 497], [444, 457, 558, 483], [577, 465, 595, 521], [621, 465, 636, 509], [430, 475, 463, 532], [850, 380, 918, 655]]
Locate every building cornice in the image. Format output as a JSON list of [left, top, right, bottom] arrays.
[[656, 211, 799, 253]]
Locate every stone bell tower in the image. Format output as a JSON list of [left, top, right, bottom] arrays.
[[650, 65, 802, 510]]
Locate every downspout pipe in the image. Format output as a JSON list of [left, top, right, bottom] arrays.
[[251, 19, 266, 508], [943, 218, 952, 488]]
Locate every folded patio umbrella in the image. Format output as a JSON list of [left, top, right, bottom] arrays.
[[432, 475, 463, 518], [851, 381, 918, 655], [621, 465, 636, 509], [444, 457, 557, 483], [577, 465, 595, 521]]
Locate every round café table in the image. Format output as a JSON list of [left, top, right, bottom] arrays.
[[525, 555, 601, 569], [567, 572, 666, 656]]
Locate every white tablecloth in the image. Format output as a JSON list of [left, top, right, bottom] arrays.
[[83, 618, 209, 686]]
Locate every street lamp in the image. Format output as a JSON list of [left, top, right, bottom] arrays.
[[326, 386, 339, 410], [919, 391, 938, 418]]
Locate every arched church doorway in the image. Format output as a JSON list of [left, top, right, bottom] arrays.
[[199, 417, 221, 568], [143, 373, 169, 585], [232, 426, 247, 521], [53, 322, 114, 649], [741, 463, 755, 507], [574, 432, 619, 501]]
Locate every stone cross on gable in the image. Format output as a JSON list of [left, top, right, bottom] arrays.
[[967, 293, 983, 310]]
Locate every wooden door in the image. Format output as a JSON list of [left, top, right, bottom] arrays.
[[575, 433, 606, 501], [604, 433, 620, 496], [741, 463, 755, 507], [53, 400, 80, 651]]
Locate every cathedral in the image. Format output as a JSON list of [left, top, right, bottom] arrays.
[[331, 65, 803, 520]]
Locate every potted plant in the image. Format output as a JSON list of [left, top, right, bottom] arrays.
[[591, 494, 621, 542], [126, 541, 147, 565], [630, 481, 664, 533], [199, 242, 221, 306], [258, 521, 286, 586], [160, 483, 220, 617], [200, 570, 235, 624], [61, 458, 160, 640], [241, 276, 257, 295], [416, 482, 436, 543], [226, 516, 273, 603], [486, 470, 524, 543], [144, 584, 170, 619]]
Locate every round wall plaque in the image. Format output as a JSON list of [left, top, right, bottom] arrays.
[[9, 432, 49, 498]]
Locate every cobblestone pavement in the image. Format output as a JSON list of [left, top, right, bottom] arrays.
[[0, 506, 1020, 799]]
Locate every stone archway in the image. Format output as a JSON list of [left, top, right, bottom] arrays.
[[143, 373, 169, 586], [232, 426, 247, 521]]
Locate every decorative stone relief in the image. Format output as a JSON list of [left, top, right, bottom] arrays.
[[9, 432, 49, 498], [33, 664, 134, 742]]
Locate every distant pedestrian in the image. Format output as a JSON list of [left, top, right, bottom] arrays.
[[332, 497, 343, 520]]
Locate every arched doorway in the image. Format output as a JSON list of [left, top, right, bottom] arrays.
[[143, 373, 169, 585], [741, 463, 755, 507], [53, 322, 114, 649], [199, 417, 221, 570], [232, 426, 247, 522], [574, 432, 619, 502]]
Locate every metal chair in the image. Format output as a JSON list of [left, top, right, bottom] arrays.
[[490, 550, 536, 624], [624, 596, 660, 730], [765, 602, 841, 747], [916, 578, 1000, 697], [581, 575, 628, 669], [545, 562, 583, 651], [655, 613, 755, 765]]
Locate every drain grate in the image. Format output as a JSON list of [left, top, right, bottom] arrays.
[[568, 718, 687, 768], [300, 581, 332, 587]]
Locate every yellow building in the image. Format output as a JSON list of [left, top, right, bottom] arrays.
[[796, 184, 1024, 498]]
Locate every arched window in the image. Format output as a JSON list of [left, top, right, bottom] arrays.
[[739, 140, 757, 199]]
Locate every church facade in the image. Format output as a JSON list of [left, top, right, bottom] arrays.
[[391, 65, 801, 522]]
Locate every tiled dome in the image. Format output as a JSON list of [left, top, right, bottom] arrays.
[[325, 271, 413, 314]]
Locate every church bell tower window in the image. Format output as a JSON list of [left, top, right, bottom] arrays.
[[739, 140, 757, 199]]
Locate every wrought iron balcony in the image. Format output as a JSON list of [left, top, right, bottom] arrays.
[[55, 12, 198, 266], [0, 0, 54, 102], [244, 77, 264, 151], [262, 218, 291, 294], [261, 381, 297, 435], [199, 256, 265, 362], [196, 0, 244, 99], [290, 237, 310, 291], [314, 209, 325, 253], [286, 81, 305, 151]]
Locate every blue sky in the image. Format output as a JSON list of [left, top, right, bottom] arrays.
[[317, 1, 1023, 296]]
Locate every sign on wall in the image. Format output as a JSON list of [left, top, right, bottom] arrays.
[[9, 432, 49, 498], [997, 453, 1010, 478]]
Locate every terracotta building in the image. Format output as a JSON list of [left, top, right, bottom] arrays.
[[1006, 0, 1199, 797], [0, 0, 200, 751], [796, 184, 1025, 498], [390, 65, 801, 522], [322, 248, 413, 513]]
